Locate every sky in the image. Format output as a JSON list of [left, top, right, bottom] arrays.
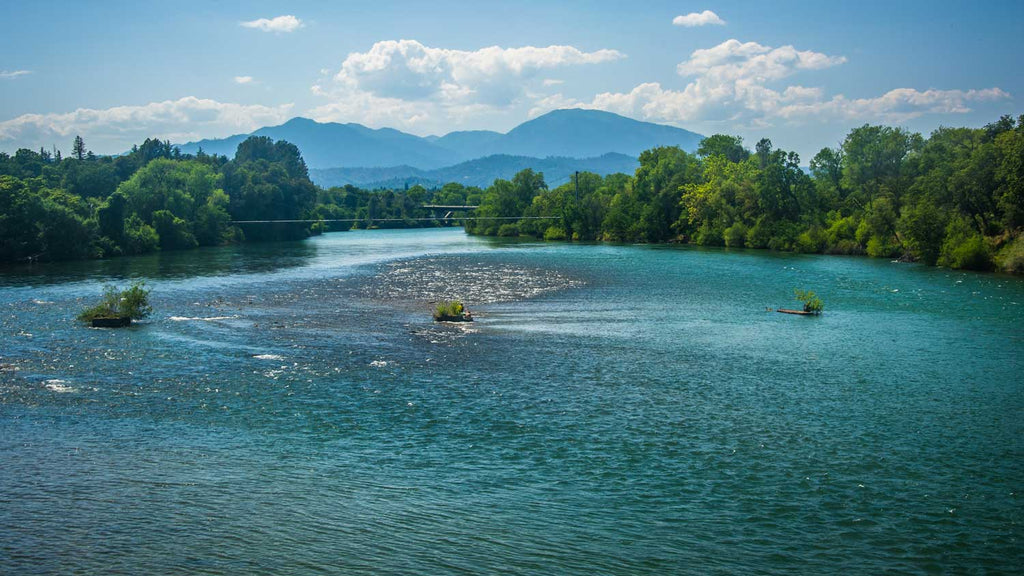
[[1, 0, 1021, 161]]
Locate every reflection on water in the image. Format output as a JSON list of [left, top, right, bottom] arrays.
[[0, 239, 318, 287], [1, 228, 1022, 575]]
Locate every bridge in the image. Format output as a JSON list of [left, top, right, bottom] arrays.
[[228, 205, 558, 225], [228, 172, 579, 225], [421, 204, 479, 219]]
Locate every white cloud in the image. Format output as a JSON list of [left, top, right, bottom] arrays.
[[1, 70, 32, 80], [527, 93, 583, 118], [311, 39, 624, 131], [0, 97, 294, 154], [328, 40, 623, 104], [579, 38, 1009, 127], [309, 90, 446, 131], [777, 87, 1012, 123], [580, 40, 844, 123], [673, 10, 726, 27], [234, 76, 254, 84], [542, 78, 565, 86], [240, 15, 303, 33], [676, 39, 846, 81]]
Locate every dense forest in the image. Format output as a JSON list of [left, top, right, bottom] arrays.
[[1, 115, 1021, 273], [0, 135, 475, 263], [467, 115, 1024, 273]]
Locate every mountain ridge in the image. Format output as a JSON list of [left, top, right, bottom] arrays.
[[309, 152, 640, 189], [176, 109, 704, 171]]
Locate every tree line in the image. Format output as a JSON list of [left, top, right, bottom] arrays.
[[0, 136, 478, 263], [2, 115, 1021, 273], [466, 115, 1023, 273]]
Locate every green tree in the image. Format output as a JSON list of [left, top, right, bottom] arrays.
[[841, 125, 922, 210], [698, 135, 750, 163], [897, 200, 947, 265], [72, 135, 87, 161], [223, 136, 317, 240]]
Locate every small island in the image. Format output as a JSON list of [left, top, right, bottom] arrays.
[[778, 289, 824, 316], [433, 300, 473, 322], [78, 282, 152, 327]]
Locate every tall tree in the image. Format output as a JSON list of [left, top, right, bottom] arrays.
[[72, 135, 87, 161]]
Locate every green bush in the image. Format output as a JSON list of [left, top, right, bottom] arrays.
[[78, 281, 152, 321], [723, 222, 747, 247], [797, 226, 827, 253], [433, 300, 465, 320], [695, 222, 724, 246], [825, 212, 858, 246], [767, 222, 801, 252], [995, 235, 1024, 273], [939, 217, 993, 270], [745, 219, 772, 249], [497, 223, 520, 237], [123, 214, 159, 255], [794, 289, 824, 314], [543, 226, 567, 241], [152, 210, 198, 251], [866, 235, 900, 258], [825, 239, 866, 255]]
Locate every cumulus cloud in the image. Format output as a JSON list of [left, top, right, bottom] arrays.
[[234, 76, 254, 84], [1, 70, 32, 80], [310, 39, 624, 130], [579, 38, 1008, 126], [579, 39, 844, 123], [240, 15, 303, 33], [676, 39, 846, 81], [673, 10, 726, 27], [0, 97, 294, 154], [327, 40, 623, 104]]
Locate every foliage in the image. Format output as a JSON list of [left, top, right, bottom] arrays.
[[223, 136, 317, 241], [794, 289, 824, 314], [543, 226, 567, 241], [3, 114, 1024, 277], [433, 300, 466, 320], [698, 135, 750, 163], [723, 222, 748, 247], [995, 235, 1024, 273], [77, 282, 152, 321], [464, 114, 1024, 274], [938, 216, 992, 270], [496, 223, 520, 237], [0, 134, 317, 262]]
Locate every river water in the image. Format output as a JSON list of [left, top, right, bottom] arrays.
[[1, 228, 1021, 574]]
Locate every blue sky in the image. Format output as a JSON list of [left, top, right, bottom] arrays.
[[1, 0, 1021, 161]]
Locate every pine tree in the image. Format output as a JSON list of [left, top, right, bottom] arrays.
[[72, 135, 86, 160]]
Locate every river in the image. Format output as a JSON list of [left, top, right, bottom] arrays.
[[1, 228, 1021, 574]]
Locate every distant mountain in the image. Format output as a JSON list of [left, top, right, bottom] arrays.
[[178, 117, 458, 170], [491, 109, 703, 158], [310, 152, 639, 189], [176, 110, 704, 172], [432, 129, 504, 159]]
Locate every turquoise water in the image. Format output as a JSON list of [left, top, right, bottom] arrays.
[[1, 228, 1021, 574]]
